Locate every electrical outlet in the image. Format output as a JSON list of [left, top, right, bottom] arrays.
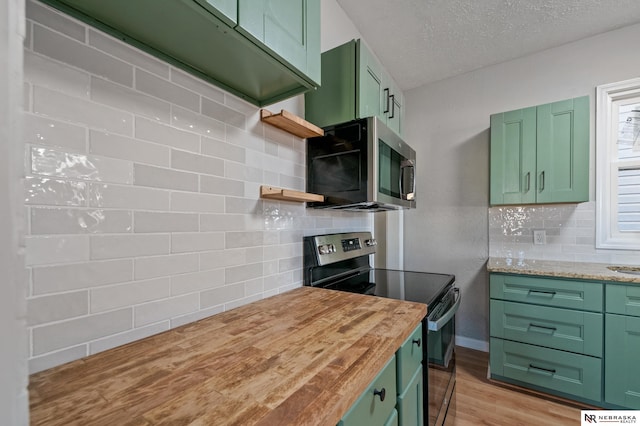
[[533, 230, 546, 245]]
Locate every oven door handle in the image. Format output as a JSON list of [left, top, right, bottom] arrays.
[[427, 288, 461, 332]]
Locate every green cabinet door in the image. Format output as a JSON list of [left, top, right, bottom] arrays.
[[385, 80, 403, 136], [357, 40, 385, 122], [397, 366, 423, 426], [238, 0, 320, 85], [195, 0, 236, 25], [490, 96, 589, 205], [605, 313, 640, 408], [536, 96, 589, 203], [490, 107, 537, 205]]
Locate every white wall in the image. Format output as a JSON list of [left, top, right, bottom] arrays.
[[0, 0, 28, 424], [404, 23, 640, 350], [24, 0, 371, 374]]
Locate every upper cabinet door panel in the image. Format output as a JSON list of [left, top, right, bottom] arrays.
[[357, 40, 385, 121], [238, 0, 320, 84], [536, 96, 589, 203], [490, 107, 537, 205], [194, 0, 237, 25]]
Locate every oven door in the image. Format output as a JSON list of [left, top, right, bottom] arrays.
[[427, 287, 460, 426]]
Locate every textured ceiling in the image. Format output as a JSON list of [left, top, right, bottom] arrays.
[[336, 0, 640, 90]]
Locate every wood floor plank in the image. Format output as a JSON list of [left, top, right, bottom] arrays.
[[455, 346, 584, 426]]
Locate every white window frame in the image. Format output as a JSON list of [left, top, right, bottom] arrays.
[[596, 77, 640, 250]]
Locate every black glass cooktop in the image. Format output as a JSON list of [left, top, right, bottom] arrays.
[[322, 268, 455, 308]]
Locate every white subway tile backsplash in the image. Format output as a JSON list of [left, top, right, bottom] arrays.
[[31, 147, 133, 184], [33, 24, 132, 87], [29, 345, 87, 374], [90, 130, 170, 167], [200, 214, 245, 232], [88, 29, 169, 79], [171, 105, 225, 140], [24, 176, 87, 207], [90, 277, 172, 313], [89, 321, 169, 355], [27, 291, 88, 326], [90, 234, 171, 260], [171, 232, 224, 253], [200, 175, 244, 196], [30, 207, 132, 235], [225, 262, 263, 284], [91, 77, 171, 123], [32, 259, 133, 295], [170, 68, 224, 103], [171, 149, 224, 176], [201, 98, 246, 129], [170, 192, 224, 213], [201, 283, 245, 308], [26, 235, 89, 265], [134, 116, 200, 153], [136, 69, 200, 113], [24, 113, 87, 152], [24, 6, 373, 372], [133, 163, 198, 192], [134, 294, 199, 327], [26, 0, 85, 42], [201, 136, 245, 163], [33, 308, 132, 355], [133, 211, 199, 233], [33, 86, 133, 135], [87, 183, 170, 211], [170, 269, 225, 295], [25, 51, 90, 99], [134, 253, 199, 280]]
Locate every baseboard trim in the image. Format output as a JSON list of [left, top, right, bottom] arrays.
[[455, 336, 488, 352]]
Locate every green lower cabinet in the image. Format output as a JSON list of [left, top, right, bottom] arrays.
[[338, 356, 397, 426], [397, 366, 423, 426], [385, 409, 398, 426], [490, 338, 602, 403], [605, 313, 640, 409]]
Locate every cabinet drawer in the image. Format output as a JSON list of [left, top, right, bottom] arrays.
[[490, 338, 602, 402], [606, 285, 640, 317], [397, 366, 423, 426], [490, 300, 603, 356], [490, 274, 603, 311], [396, 323, 423, 392], [339, 356, 397, 426]]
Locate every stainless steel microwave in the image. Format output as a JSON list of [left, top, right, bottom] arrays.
[[306, 117, 416, 211]]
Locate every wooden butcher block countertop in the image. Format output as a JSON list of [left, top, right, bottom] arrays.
[[29, 286, 427, 426]]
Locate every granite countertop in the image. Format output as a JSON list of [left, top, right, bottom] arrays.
[[29, 286, 426, 426], [488, 257, 640, 284]]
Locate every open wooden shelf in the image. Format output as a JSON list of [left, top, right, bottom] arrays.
[[260, 185, 324, 203], [260, 109, 324, 138]]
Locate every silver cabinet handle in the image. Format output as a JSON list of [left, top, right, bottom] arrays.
[[524, 172, 530, 192], [539, 171, 545, 191]]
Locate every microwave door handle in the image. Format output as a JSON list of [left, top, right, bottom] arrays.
[[427, 288, 461, 332], [400, 159, 416, 201]]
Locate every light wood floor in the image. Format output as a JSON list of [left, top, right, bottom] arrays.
[[453, 346, 585, 425]]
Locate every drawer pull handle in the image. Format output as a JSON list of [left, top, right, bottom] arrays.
[[529, 323, 557, 333], [373, 388, 386, 402], [529, 364, 556, 375], [528, 289, 557, 297], [412, 338, 421, 347]]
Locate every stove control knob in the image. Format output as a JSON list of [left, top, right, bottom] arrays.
[[318, 244, 336, 255], [364, 239, 377, 247]]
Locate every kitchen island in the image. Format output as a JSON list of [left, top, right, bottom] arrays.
[[29, 286, 427, 425]]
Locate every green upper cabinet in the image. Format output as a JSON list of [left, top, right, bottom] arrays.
[[490, 96, 589, 205], [38, 0, 320, 106], [237, 0, 320, 85], [305, 39, 404, 136]]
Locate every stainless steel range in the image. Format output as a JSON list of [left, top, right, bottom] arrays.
[[303, 231, 460, 426]]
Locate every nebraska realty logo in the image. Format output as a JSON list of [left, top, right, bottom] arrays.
[[582, 410, 639, 425]]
